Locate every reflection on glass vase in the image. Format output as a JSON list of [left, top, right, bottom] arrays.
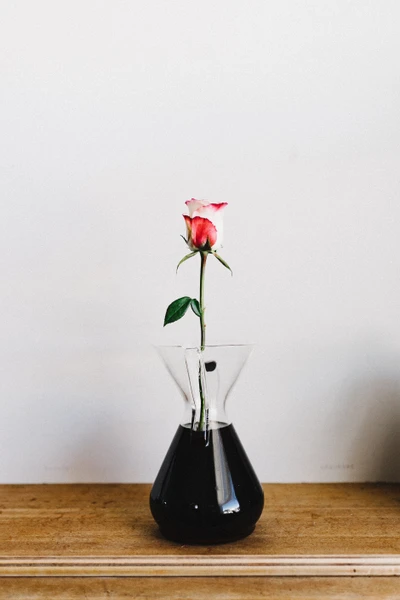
[[150, 344, 264, 544]]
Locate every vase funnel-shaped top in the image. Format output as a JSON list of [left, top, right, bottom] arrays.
[[157, 344, 253, 433]]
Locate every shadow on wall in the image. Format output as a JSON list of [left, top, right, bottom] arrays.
[[335, 377, 400, 482]]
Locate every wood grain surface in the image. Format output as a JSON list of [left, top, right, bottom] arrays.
[[0, 483, 399, 578], [0, 577, 399, 599]]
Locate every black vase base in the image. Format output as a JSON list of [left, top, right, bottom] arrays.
[[150, 424, 264, 546], [157, 523, 256, 545]]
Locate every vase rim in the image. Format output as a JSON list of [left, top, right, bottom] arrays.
[[155, 343, 255, 350]]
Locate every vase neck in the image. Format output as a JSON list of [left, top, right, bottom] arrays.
[[157, 345, 253, 433]]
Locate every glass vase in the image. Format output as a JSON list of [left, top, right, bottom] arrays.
[[150, 344, 264, 544]]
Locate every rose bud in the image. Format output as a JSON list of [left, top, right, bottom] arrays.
[[183, 199, 228, 252]]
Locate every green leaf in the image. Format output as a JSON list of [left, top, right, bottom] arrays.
[[212, 252, 233, 275], [163, 296, 192, 326], [190, 298, 201, 317], [176, 251, 197, 273], [180, 235, 189, 245]]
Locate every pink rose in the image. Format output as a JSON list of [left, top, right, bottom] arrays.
[[183, 199, 228, 251]]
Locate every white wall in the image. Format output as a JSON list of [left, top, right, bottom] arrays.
[[1, 0, 400, 483]]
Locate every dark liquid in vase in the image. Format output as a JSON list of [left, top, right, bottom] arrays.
[[150, 423, 264, 544]]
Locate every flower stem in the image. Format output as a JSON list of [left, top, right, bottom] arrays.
[[198, 251, 208, 430], [199, 252, 207, 350]]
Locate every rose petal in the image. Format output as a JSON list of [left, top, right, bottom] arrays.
[[199, 202, 228, 214], [185, 199, 209, 217], [191, 203, 227, 223], [183, 214, 193, 244], [190, 216, 218, 250], [194, 210, 226, 251]]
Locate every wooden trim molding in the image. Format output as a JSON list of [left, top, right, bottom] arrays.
[[1, 555, 400, 577]]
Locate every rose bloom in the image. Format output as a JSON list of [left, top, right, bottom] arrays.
[[183, 199, 228, 251]]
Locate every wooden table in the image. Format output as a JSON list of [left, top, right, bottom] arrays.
[[0, 483, 399, 598]]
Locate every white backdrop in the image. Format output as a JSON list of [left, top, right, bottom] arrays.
[[1, 0, 400, 483]]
